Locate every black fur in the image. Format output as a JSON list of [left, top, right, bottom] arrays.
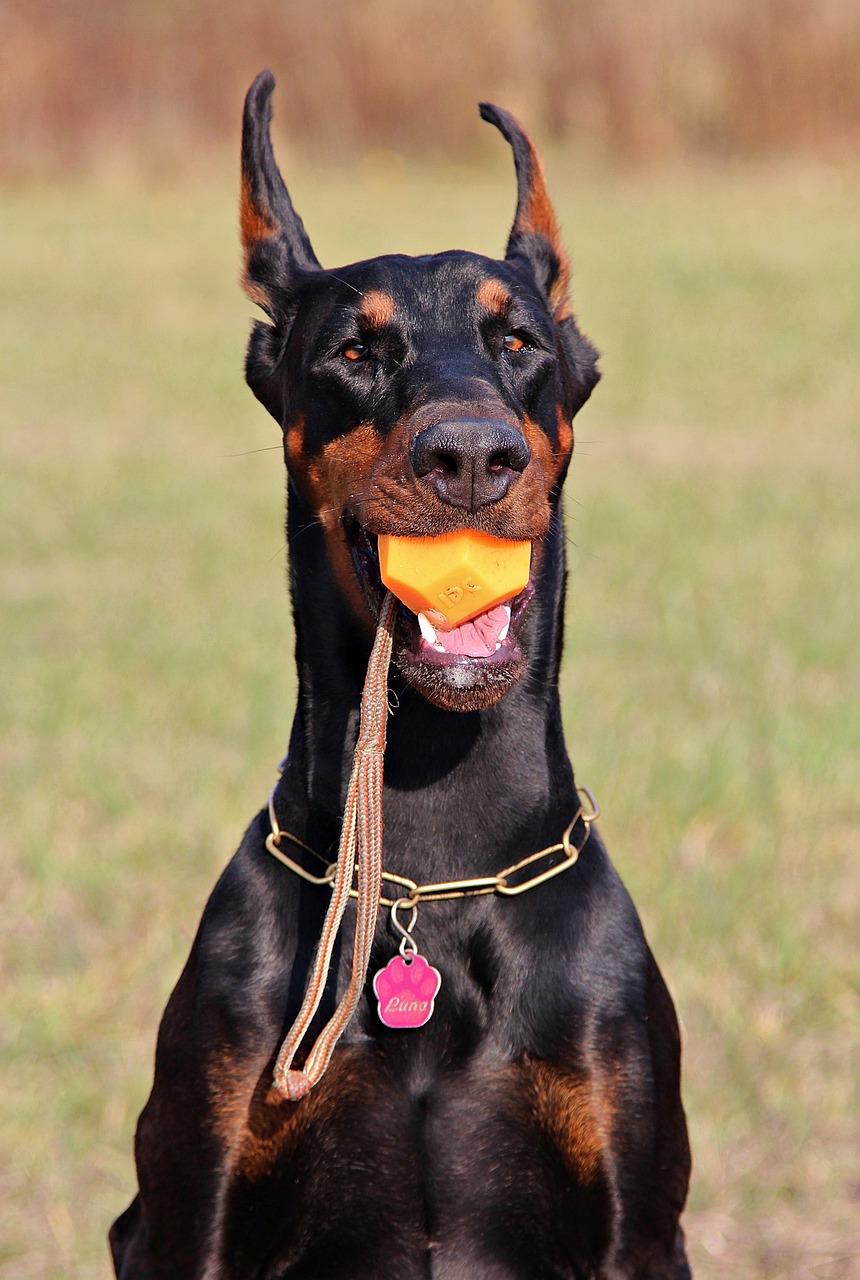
[[110, 72, 691, 1279]]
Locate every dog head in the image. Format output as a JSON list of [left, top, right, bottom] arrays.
[[240, 70, 599, 711]]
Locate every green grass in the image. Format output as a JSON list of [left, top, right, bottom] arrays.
[[2, 154, 858, 1277]]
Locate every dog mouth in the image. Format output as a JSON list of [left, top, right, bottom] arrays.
[[348, 523, 534, 709]]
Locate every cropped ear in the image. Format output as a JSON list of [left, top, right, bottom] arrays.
[[480, 102, 600, 414], [241, 69, 320, 320], [479, 103, 571, 320], [241, 71, 321, 423]]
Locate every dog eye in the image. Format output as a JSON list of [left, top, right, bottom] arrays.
[[502, 332, 528, 353], [342, 342, 369, 361]]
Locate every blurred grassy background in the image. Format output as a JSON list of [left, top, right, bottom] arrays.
[[2, 4, 859, 1277]]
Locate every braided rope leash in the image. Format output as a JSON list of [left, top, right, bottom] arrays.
[[272, 591, 397, 1102]]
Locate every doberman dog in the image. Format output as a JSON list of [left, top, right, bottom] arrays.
[[110, 70, 691, 1279]]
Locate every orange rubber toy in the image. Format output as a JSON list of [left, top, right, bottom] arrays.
[[378, 531, 531, 630]]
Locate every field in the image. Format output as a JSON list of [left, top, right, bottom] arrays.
[[2, 153, 858, 1276]]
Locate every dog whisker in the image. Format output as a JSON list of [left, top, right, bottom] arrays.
[[223, 445, 284, 457], [322, 270, 364, 296], [267, 540, 288, 563]]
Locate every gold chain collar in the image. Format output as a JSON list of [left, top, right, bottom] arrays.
[[265, 783, 599, 908]]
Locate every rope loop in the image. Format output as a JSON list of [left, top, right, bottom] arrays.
[[271, 592, 397, 1102]]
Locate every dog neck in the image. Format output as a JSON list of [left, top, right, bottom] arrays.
[[277, 497, 579, 876]]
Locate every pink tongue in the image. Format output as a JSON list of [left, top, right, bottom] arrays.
[[433, 604, 508, 657]]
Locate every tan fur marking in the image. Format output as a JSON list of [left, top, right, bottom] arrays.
[[209, 1049, 268, 1152], [243, 277, 273, 310], [555, 407, 574, 471], [302, 422, 388, 625], [232, 1049, 368, 1183], [312, 422, 385, 521], [519, 410, 572, 506], [357, 289, 397, 329], [526, 1059, 613, 1183], [521, 413, 555, 474], [515, 140, 571, 317], [240, 172, 280, 306], [240, 172, 279, 252], [476, 278, 512, 316], [206, 1047, 370, 1185], [284, 414, 306, 472]]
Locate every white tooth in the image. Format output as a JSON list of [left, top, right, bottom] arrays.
[[434, 642, 445, 653], [498, 622, 510, 642], [495, 641, 502, 651], [417, 612, 437, 645]]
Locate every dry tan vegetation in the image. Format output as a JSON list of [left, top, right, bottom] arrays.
[[2, 0, 860, 174]]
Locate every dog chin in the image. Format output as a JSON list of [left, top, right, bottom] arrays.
[[393, 647, 527, 711]]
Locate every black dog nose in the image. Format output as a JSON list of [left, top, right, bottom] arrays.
[[410, 418, 531, 511]]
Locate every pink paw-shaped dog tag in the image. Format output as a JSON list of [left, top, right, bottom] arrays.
[[373, 953, 441, 1029]]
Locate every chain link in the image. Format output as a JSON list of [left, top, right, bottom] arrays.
[[266, 785, 599, 907]]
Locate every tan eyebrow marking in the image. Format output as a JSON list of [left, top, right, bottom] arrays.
[[476, 278, 512, 316], [357, 289, 397, 328]]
